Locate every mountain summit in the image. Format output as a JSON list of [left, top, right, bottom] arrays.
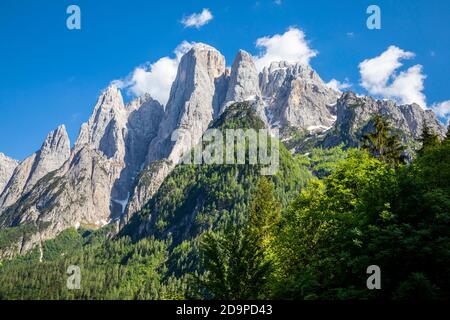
[[0, 125, 70, 213]]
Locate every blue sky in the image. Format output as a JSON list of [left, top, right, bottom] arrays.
[[0, 0, 449, 160]]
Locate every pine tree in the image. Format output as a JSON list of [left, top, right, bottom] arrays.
[[247, 178, 281, 250], [418, 123, 440, 154], [363, 115, 405, 166], [199, 178, 280, 299]]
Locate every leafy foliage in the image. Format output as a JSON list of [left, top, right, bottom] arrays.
[[272, 142, 450, 299]]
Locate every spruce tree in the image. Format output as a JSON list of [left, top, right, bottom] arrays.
[[418, 123, 440, 154], [363, 115, 405, 166], [199, 177, 280, 299]]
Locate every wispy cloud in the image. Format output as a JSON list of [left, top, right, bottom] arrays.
[[181, 8, 213, 29], [253, 27, 317, 71]]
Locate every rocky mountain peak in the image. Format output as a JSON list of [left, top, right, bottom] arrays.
[[99, 84, 124, 108], [126, 93, 154, 111], [127, 44, 228, 219], [147, 42, 227, 164], [259, 61, 338, 133], [2, 43, 447, 259], [20, 124, 71, 193], [0, 125, 71, 212], [75, 85, 127, 158], [320, 91, 447, 151], [190, 42, 220, 53], [40, 125, 70, 159], [223, 49, 261, 108], [180, 43, 226, 81]]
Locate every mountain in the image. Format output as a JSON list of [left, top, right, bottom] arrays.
[[0, 153, 18, 195], [289, 91, 446, 154], [260, 61, 338, 134], [120, 103, 313, 279], [0, 86, 163, 257], [223, 50, 261, 108], [0, 125, 70, 213], [125, 46, 339, 221], [126, 44, 228, 221], [0, 43, 447, 258]]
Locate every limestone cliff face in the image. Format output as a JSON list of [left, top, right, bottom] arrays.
[[0, 85, 163, 256], [147, 43, 227, 164], [124, 159, 172, 225], [0, 153, 19, 195], [126, 44, 227, 218], [0, 125, 70, 212], [223, 50, 261, 107], [260, 62, 338, 134], [321, 91, 446, 149], [279, 91, 446, 157]]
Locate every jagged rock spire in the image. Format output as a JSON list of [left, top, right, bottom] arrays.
[[147, 43, 227, 164], [0, 125, 70, 212], [223, 50, 261, 107], [75, 84, 126, 157]]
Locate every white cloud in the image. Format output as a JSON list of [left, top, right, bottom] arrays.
[[326, 79, 352, 93], [115, 41, 192, 105], [253, 27, 318, 71], [431, 100, 450, 124], [127, 58, 178, 104], [359, 45, 427, 108], [385, 64, 426, 108], [274, 0, 283, 5], [181, 9, 213, 29]]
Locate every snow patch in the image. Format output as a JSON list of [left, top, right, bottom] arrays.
[[112, 192, 130, 214], [95, 219, 110, 227], [307, 125, 331, 133]]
